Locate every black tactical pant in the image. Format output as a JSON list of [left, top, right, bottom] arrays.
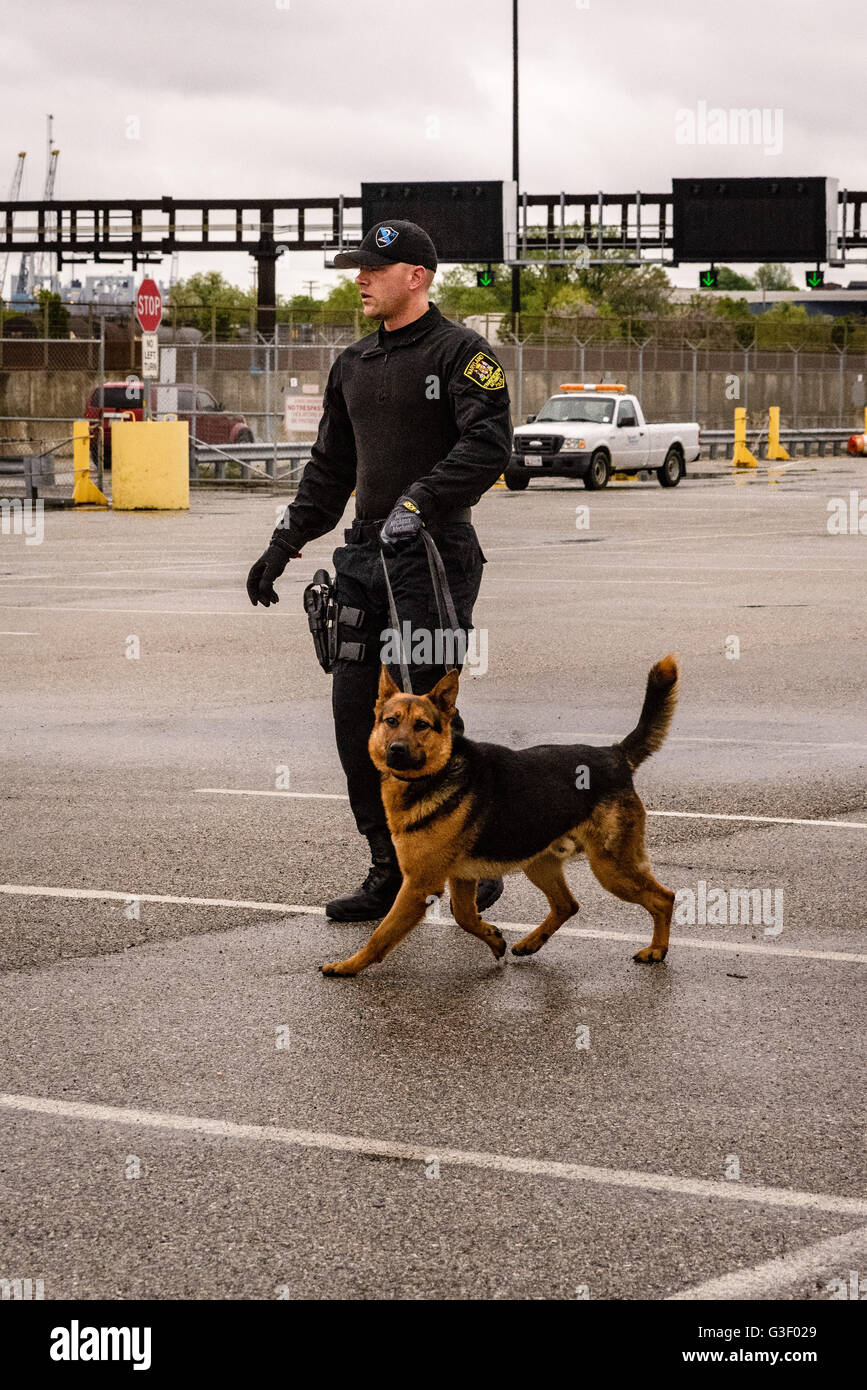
[[331, 517, 486, 836]]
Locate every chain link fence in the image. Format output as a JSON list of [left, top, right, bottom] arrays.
[[2, 306, 867, 484]]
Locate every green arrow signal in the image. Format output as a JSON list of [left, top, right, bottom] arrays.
[[807, 272, 822, 286], [701, 272, 715, 287], [480, 272, 492, 286]]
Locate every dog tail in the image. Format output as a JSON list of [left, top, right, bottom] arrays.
[[618, 654, 680, 772]]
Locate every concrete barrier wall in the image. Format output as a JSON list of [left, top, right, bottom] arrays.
[[2, 361, 866, 435]]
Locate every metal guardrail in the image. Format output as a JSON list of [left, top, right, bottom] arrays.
[[190, 430, 860, 483], [0, 434, 80, 499], [189, 438, 314, 483], [699, 428, 854, 460], [0, 454, 57, 499]]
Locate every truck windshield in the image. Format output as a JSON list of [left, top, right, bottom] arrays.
[[534, 396, 617, 424]]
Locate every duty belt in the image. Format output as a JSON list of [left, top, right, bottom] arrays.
[[346, 505, 471, 543], [304, 510, 470, 674]]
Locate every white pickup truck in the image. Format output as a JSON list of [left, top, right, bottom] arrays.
[[506, 383, 701, 490]]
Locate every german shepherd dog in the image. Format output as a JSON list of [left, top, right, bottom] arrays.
[[321, 655, 679, 978]]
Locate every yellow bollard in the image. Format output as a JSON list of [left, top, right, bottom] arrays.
[[766, 406, 790, 461], [72, 420, 108, 505], [111, 420, 189, 510], [732, 408, 758, 467]]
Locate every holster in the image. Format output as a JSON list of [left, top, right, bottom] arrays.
[[302, 569, 367, 672]]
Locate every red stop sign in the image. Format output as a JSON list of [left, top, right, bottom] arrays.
[[136, 278, 162, 333]]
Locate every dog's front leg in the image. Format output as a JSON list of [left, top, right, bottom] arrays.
[[321, 880, 432, 978]]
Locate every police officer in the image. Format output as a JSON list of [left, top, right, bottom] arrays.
[[246, 219, 511, 920]]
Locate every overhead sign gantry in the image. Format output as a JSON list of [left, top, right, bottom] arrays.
[[1, 180, 864, 335]]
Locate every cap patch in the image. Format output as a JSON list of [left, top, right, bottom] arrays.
[[463, 350, 505, 391], [375, 225, 399, 248]]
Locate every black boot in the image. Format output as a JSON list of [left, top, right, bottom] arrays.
[[449, 876, 504, 915], [325, 829, 403, 921], [476, 877, 504, 912]]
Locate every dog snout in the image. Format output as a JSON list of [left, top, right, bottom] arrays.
[[386, 741, 412, 769]]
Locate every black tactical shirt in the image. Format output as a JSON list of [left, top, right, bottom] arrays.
[[276, 302, 511, 551]]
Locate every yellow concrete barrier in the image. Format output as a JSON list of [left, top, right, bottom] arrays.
[[111, 420, 189, 510], [766, 406, 790, 461], [732, 407, 758, 467], [72, 420, 108, 505]]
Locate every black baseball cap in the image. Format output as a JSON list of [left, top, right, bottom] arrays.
[[333, 219, 438, 271]]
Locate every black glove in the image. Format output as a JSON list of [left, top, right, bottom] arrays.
[[246, 534, 300, 607], [379, 495, 424, 555]]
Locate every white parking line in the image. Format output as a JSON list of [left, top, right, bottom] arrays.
[[493, 559, 863, 575], [194, 788, 867, 830], [0, 584, 241, 593], [0, 604, 300, 618], [651, 809, 867, 830], [1, 1092, 864, 1218], [0, 884, 314, 913], [197, 788, 350, 801], [1, 883, 865, 964], [544, 734, 867, 750], [483, 577, 709, 586], [484, 529, 806, 550], [0, 630, 38, 635], [667, 1223, 867, 1300]]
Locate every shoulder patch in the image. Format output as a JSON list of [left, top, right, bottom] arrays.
[[463, 350, 505, 391]]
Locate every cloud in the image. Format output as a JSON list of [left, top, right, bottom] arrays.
[[1, 0, 864, 293]]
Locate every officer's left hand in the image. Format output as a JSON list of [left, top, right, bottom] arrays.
[[380, 496, 424, 555]]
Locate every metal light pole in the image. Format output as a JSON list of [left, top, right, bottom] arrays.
[[511, 0, 521, 320]]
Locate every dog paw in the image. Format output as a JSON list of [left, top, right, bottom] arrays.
[[511, 933, 545, 956], [508, 934, 536, 956], [320, 959, 360, 977], [633, 946, 668, 964], [488, 931, 507, 960]]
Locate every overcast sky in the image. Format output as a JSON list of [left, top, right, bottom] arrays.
[[2, 0, 863, 296]]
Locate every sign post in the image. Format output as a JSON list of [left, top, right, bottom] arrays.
[[141, 333, 160, 380], [135, 278, 162, 419]]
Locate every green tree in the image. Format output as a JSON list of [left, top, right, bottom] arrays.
[[753, 263, 797, 290], [320, 230, 672, 334], [761, 301, 808, 319], [324, 277, 366, 312], [712, 295, 754, 321], [168, 271, 254, 338], [37, 289, 69, 337], [593, 264, 673, 322], [433, 265, 507, 318], [712, 266, 755, 291]]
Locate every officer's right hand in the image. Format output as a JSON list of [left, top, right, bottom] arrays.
[[246, 540, 299, 607]]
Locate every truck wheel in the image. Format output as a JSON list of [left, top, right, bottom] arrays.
[[505, 470, 530, 490], [583, 450, 610, 490], [658, 448, 683, 487]]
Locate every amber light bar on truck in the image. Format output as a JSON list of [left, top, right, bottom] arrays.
[[558, 383, 627, 392]]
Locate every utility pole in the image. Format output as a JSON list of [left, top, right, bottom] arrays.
[[511, 0, 520, 320]]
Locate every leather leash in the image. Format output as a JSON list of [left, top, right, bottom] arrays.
[[380, 529, 461, 694]]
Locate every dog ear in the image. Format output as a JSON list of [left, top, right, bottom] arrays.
[[427, 668, 460, 715], [376, 664, 401, 707]]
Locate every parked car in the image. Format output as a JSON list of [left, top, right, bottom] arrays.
[[85, 382, 253, 465], [506, 384, 701, 489]]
